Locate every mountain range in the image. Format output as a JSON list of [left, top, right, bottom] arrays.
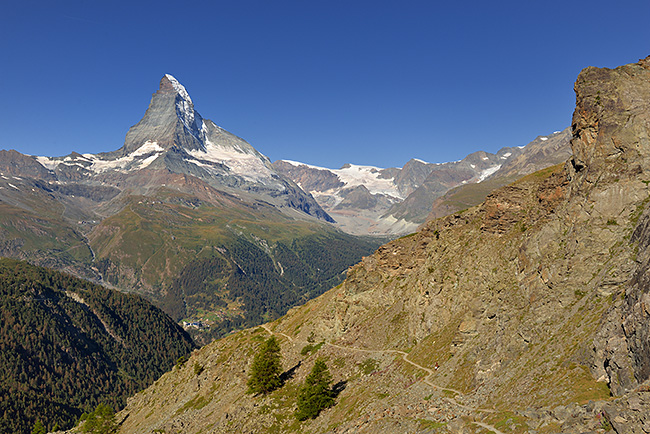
[[102, 56, 650, 434], [0, 70, 600, 434], [0, 72, 569, 342], [274, 128, 571, 235], [0, 75, 381, 342]]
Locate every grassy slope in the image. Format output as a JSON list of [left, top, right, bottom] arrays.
[[0, 201, 94, 268]]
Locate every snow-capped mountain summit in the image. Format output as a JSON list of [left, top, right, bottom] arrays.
[[122, 73, 207, 154], [33, 75, 332, 222]]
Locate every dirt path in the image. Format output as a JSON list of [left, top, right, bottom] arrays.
[[325, 341, 464, 396], [260, 324, 503, 432], [260, 324, 496, 413], [472, 421, 506, 434]]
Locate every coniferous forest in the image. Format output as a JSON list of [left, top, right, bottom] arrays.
[[0, 258, 196, 434]]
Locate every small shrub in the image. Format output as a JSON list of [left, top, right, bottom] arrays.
[[31, 420, 46, 434], [358, 358, 378, 375], [193, 363, 204, 376], [79, 403, 117, 434], [301, 341, 324, 356]]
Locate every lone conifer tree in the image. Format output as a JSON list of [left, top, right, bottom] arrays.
[[247, 335, 282, 394], [31, 420, 46, 434], [295, 359, 335, 420]]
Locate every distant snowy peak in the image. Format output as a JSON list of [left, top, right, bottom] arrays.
[[36, 74, 278, 183], [40, 75, 281, 185], [15, 75, 334, 223]]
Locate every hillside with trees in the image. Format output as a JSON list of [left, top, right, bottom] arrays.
[[167, 230, 382, 343], [0, 258, 195, 434]]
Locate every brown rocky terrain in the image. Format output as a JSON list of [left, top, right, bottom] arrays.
[[71, 56, 650, 434]]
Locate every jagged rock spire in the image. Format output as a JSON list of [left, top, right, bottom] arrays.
[[122, 74, 206, 155]]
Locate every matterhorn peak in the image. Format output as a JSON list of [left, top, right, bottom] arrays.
[[120, 73, 206, 155], [159, 74, 193, 104]]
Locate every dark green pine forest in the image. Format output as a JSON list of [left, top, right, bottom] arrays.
[[0, 258, 196, 434]]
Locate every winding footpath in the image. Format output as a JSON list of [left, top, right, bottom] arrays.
[[261, 324, 503, 433]]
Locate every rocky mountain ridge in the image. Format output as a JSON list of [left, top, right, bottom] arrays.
[[104, 56, 650, 434], [32, 74, 332, 222], [427, 128, 572, 220]]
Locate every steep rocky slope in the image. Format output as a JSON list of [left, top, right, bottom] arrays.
[[84, 57, 650, 434]]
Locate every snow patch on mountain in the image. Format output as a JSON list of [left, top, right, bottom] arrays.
[[35, 156, 61, 171], [36, 141, 164, 173], [478, 165, 501, 182], [188, 141, 273, 182], [282, 160, 329, 171], [130, 141, 165, 157], [336, 165, 403, 198]]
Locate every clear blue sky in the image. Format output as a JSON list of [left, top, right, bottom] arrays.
[[1, 0, 650, 169]]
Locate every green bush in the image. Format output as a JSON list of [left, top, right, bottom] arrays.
[[31, 421, 46, 434]]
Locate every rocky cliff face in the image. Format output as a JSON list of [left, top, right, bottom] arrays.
[[86, 57, 650, 434], [572, 57, 650, 401]]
